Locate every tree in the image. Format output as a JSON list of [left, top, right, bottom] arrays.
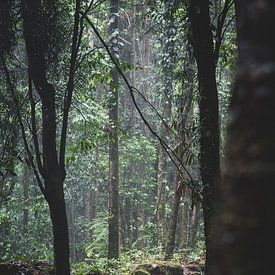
[[165, 51, 194, 259], [108, 0, 120, 260], [189, 0, 233, 272], [213, 1, 275, 274], [21, 1, 82, 273], [0, 0, 85, 273], [156, 0, 177, 249], [189, 1, 221, 272]]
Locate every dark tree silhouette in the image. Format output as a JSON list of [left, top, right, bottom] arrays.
[[189, 1, 221, 273], [213, 1, 275, 274]]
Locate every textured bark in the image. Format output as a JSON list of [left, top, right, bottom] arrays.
[[48, 192, 70, 275], [189, 1, 221, 273], [108, 0, 120, 260], [213, 1, 275, 274]]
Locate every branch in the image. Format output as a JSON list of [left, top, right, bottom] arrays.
[[0, 55, 45, 195], [59, 0, 81, 172], [28, 74, 44, 177], [214, 0, 234, 64]]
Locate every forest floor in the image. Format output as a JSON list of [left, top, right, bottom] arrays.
[[0, 261, 54, 274], [0, 259, 203, 274]]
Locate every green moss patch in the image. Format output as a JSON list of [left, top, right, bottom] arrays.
[[132, 261, 182, 275]]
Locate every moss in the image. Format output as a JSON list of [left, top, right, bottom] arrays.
[[132, 269, 151, 275], [133, 261, 182, 275]]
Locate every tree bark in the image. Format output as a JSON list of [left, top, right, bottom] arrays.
[[48, 193, 70, 275], [189, 1, 221, 273], [108, 0, 120, 260], [213, 1, 275, 274]]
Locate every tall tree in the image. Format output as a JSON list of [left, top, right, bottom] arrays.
[[213, 1, 275, 274], [22, 1, 76, 273], [165, 55, 194, 259], [189, 1, 221, 273], [0, 0, 84, 273], [156, 0, 176, 249], [108, 0, 120, 260]]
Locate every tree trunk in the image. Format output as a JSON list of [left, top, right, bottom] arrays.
[[108, 0, 120, 260], [165, 173, 183, 259], [165, 60, 194, 259], [189, 1, 221, 273], [23, 2, 71, 272], [156, 1, 177, 249], [48, 193, 70, 275], [213, 1, 275, 274], [156, 99, 171, 249], [180, 198, 191, 251], [22, 164, 30, 232], [83, 191, 91, 221]]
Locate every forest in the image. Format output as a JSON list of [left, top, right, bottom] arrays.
[[0, 0, 274, 274]]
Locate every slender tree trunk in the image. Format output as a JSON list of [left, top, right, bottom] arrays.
[[213, 1, 275, 274], [165, 62, 194, 259], [22, 164, 30, 232], [156, 114, 170, 248], [108, 0, 120, 260], [91, 146, 100, 221], [189, 1, 221, 273], [156, 1, 177, 249], [165, 173, 184, 259], [125, 196, 132, 247], [180, 197, 191, 250], [83, 191, 91, 221], [189, 203, 202, 250]]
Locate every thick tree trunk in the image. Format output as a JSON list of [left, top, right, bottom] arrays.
[[108, 0, 120, 260], [213, 1, 275, 274], [189, 1, 221, 273], [48, 193, 70, 275]]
